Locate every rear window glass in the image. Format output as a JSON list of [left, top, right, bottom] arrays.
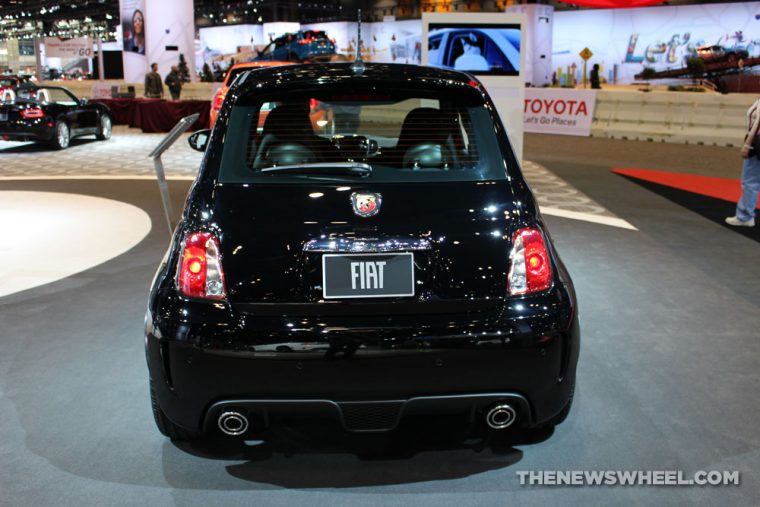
[[217, 86, 509, 183]]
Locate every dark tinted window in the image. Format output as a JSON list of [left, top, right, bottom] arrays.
[[217, 85, 509, 184]]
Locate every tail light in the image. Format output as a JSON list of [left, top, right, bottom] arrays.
[[212, 91, 225, 112], [177, 232, 226, 300], [21, 107, 44, 119], [508, 228, 552, 295]]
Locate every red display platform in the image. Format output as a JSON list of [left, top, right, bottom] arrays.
[[92, 98, 210, 133]]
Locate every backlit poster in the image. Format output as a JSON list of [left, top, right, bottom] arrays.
[[554, 2, 760, 84], [121, 0, 146, 55], [427, 23, 521, 75]]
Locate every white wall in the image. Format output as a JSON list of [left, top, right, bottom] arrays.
[[261, 22, 300, 43], [554, 1, 760, 84], [200, 24, 264, 55], [506, 4, 553, 86]]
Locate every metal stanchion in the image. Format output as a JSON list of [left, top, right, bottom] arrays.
[[148, 112, 200, 236]]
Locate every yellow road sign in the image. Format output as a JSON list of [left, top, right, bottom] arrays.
[[579, 47, 593, 61]]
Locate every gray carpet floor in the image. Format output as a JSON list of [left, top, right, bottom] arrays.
[[0, 134, 758, 506]]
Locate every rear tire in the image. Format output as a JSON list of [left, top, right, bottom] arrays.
[[150, 378, 202, 441], [95, 114, 111, 140], [50, 120, 70, 149]]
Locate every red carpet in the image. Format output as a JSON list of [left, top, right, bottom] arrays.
[[613, 167, 760, 243], [612, 168, 759, 208]]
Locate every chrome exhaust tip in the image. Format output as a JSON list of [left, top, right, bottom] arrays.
[[217, 411, 249, 436], [485, 403, 517, 430]]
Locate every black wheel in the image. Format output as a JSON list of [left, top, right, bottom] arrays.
[[51, 120, 70, 149], [95, 114, 112, 140], [150, 378, 202, 441]]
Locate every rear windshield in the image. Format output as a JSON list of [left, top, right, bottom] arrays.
[[217, 85, 509, 183]]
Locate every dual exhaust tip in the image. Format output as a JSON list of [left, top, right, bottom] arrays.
[[217, 410, 249, 436], [218, 403, 516, 435], [485, 403, 517, 430]]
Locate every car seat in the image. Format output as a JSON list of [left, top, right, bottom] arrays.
[[396, 107, 458, 170], [253, 103, 318, 168]]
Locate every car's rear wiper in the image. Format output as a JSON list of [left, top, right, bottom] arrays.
[[260, 162, 372, 177]]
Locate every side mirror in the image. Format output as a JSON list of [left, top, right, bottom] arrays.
[[188, 129, 211, 152], [80, 97, 88, 104]]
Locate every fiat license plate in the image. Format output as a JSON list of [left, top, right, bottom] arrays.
[[322, 253, 415, 299]]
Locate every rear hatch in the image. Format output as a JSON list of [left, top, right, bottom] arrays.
[[205, 74, 520, 323], [214, 180, 516, 316]]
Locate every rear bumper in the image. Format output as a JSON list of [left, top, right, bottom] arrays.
[[145, 285, 580, 434], [0, 121, 53, 141], [206, 393, 531, 433]]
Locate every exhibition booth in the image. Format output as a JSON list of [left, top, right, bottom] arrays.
[[1, 1, 760, 506], [20, 0, 757, 140]]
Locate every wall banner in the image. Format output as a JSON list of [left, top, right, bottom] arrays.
[[44, 37, 92, 58], [121, 0, 146, 55], [553, 2, 760, 84], [523, 88, 597, 136]]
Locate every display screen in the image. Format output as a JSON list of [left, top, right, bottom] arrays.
[[428, 23, 520, 76]]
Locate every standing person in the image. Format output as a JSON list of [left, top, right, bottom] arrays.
[[726, 96, 760, 227], [165, 65, 182, 100], [590, 63, 601, 89], [144, 63, 163, 99]]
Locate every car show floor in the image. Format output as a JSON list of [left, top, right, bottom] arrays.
[[0, 130, 758, 506]]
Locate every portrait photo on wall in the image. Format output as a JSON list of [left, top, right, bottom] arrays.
[[121, 0, 146, 55], [428, 23, 520, 75]]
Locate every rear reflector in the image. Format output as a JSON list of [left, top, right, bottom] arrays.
[[178, 232, 226, 299], [508, 228, 552, 295], [20, 107, 44, 119]]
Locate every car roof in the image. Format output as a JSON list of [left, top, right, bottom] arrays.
[[228, 61, 293, 71], [231, 62, 480, 96]]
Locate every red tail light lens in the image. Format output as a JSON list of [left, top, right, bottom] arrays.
[[508, 228, 552, 295], [212, 92, 225, 111], [21, 107, 44, 118], [178, 232, 226, 300]]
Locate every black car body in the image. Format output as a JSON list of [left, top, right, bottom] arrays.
[[0, 85, 111, 148], [145, 63, 579, 441]]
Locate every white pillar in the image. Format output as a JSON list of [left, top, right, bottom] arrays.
[[120, 0, 196, 83], [97, 38, 105, 80], [145, 0, 196, 82]]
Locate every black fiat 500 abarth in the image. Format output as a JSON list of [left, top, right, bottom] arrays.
[[145, 62, 579, 441]]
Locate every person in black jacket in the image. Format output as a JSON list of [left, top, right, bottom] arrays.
[[144, 63, 163, 99], [590, 64, 601, 89], [165, 65, 182, 101]]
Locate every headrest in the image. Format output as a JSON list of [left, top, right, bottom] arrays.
[[262, 103, 312, 138], [397, 107, 455, 150]]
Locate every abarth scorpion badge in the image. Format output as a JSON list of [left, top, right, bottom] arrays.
[[351, 192, 381, 217]]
